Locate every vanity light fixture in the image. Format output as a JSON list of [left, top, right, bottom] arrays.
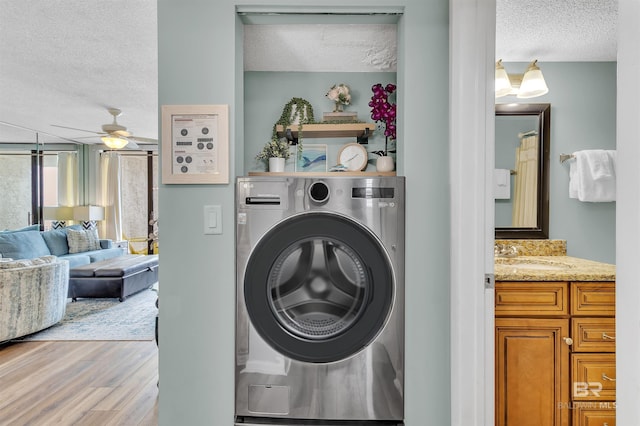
[[495, 59, 549, 99], [101, 135, 129, 149], [495, 60, 512, 98]]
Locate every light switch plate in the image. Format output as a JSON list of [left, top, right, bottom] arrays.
[[204, 205, 222, 235]]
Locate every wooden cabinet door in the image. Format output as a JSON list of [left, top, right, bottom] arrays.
[[496, 318, 570, 426]]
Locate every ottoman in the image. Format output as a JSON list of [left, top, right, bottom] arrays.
[[68, 254, 159, 302]]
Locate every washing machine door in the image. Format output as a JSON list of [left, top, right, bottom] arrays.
[[244, 211, 394, 363]]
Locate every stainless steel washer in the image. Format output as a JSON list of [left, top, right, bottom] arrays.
[[235, 176, 405, 425]]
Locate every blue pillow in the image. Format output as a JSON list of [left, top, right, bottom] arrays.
[[41, 228, 70, 256], [1, 224, 40, 233], [0, 230, 51, 259]]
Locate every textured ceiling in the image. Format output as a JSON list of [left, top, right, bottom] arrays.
[[0, 1, 618, 145], [244, 24, 397, 72], [0, 0, 158, 146], [496, 0, 617, 62]]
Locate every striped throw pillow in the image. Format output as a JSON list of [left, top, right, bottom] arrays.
[[67, 228, 101, 254]]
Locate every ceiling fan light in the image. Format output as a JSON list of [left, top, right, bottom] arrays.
[[517, 60, 549, 99], [495, 60, 512, 98], [101, 135, 129, 149]]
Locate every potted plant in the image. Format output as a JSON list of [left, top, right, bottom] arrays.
[[326, 83, 351, 112], [256, 138, 291, 172], [271, 97, 315, 156], [369, 83, 397, 172]]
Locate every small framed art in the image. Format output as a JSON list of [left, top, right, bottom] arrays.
[[161, 104, 229, 184], [295, 144, 328, 172]]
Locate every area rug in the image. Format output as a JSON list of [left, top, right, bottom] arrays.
[[18, 287, 158, 341]]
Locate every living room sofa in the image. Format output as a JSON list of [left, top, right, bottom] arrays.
[[0, 225, 123, 268], [0, 255, 69, 342]]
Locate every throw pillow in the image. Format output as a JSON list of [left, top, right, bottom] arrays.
[[67, 228, 101, 254], [0, 230, 51, 260], [0, 224, 40, 233], [41, 228, 70, 256]]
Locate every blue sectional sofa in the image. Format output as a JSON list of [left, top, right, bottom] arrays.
[[0, 225, 123, 268]]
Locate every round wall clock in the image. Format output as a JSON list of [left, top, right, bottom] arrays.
[[337, 143, 368, 171]]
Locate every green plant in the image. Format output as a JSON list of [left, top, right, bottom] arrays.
[[271, 97, 315, 155], [256, 138, 292, 161]]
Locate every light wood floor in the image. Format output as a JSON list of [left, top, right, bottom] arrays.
[[0, 340, 158, 426]]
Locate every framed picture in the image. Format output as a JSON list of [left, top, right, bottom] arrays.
[[161, 104, 229, 184], [296, 144, 327, 172]]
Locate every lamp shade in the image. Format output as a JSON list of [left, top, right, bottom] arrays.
[[43, 206, 74, 220], [495, 60, 512, 98], [73, 205, 105, 221], [517, 60, 549, 99], [101, 135, 129, 149]]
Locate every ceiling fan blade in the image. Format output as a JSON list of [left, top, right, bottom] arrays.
[[112, 129, 131, 137], [72, 134, 107, 140], [124, 140, 140, 150], [128, 135, 158, 143], [50, 124, 102, 135]]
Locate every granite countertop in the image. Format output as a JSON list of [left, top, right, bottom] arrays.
[[494, 255, 616, 282]]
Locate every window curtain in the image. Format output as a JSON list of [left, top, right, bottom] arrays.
[[511, 134, 539, 227], [99, 151, 123, 241], [57, 152, 78, 206]]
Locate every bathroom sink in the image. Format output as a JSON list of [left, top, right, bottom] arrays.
[[494, 257, 573, 271]]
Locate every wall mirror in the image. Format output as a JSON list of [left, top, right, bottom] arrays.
[[495, 103, 550, 239]]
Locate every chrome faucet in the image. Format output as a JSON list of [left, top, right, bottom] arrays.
[[494, 243, 518, 258]]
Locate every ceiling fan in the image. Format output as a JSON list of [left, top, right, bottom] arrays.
[[52, 108, 158, 150]]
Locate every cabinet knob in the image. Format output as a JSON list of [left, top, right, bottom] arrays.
[[563, 337, 573, 346]]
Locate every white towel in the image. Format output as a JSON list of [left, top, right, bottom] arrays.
[[493, 168, 511, 199], [569, 150, 616, 202]]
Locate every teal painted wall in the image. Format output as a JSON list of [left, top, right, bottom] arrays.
[[158, 1, 449, 425], [499, 62, 616, 263]]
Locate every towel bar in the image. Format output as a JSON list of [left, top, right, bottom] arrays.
[[560, 153, 575, 163]]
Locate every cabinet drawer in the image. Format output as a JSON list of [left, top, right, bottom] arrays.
[[571, 282, 615, 316], [572, 318, 616, 352], [572, 353, 616, 401], [495, 282, 569, 316], [572, 404, 616, 426]]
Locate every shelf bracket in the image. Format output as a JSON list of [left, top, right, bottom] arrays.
[[356, 127, 370, 144], [285, 128, 298, 145]]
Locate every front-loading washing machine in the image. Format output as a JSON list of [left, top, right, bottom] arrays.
[[235, 176, 405, 425]]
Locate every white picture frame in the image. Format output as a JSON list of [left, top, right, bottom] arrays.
[[295, 144, 327, 172], [161, 104, 229, 184]]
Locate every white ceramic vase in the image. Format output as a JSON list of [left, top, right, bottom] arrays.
[[376, 156, 394, 172], [268, 157, 286, 172], [289, 104, 310, 125]]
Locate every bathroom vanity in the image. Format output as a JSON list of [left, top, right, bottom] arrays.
[[494, 240, 616, 426]]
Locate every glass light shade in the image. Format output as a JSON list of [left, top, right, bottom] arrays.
[[517, 61, 549, 99], [101, 135, 129, 149], [495, 60, 512, 98]]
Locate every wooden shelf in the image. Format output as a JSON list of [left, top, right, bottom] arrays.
[[248, 171, 396, 177], [276, 123, 375, 142]]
